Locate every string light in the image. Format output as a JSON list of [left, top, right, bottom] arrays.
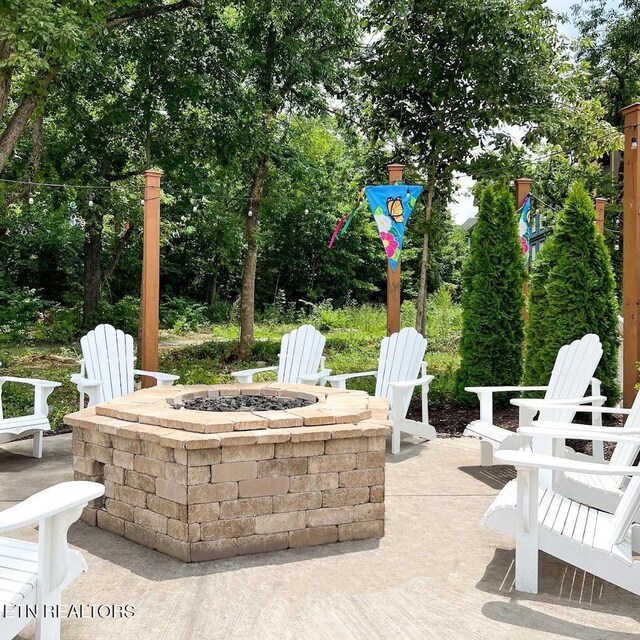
[[28, 193, 34, 205], [248, 210, 253, 217], [632, 136, 638, 150], [88, 197, 94, 207]]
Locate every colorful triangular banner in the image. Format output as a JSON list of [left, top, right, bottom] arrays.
[[365, 185, 423, 271]]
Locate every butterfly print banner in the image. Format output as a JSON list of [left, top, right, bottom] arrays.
[[364, 184, 424, 271]]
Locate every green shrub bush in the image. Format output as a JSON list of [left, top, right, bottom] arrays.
[[523, 183, 620, 404], [455, 185, 525, 405]]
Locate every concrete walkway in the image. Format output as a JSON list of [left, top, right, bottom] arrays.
[[1, 435, 639, 639]]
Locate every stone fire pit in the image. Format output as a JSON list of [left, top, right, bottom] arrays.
[[64, 383, 390, 562]]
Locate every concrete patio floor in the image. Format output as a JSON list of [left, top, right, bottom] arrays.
[[2, 434, 640, 639]]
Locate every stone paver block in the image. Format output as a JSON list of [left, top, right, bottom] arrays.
[[272, 491, 322, 513], [289, 473, 339, 493], [114, 484, 147, 508], [222, 443, 274, 462], [257, 458, 307, 478], [191, 539, 238, 562], [156, 478, 188, 505], [134, 508, 168, 535], [97, 510, 124, 536], [148, 494, 188, 522], [236, 533, 288, 555], [322, 487, 370, 508], [188, 503, 220, 524], [105, 498, 134, 522], [220, 497, 273, 519], [201, 517, 255, 541], [338, 520, 384, 541], [306, 506, 353, 527], [289, 526, 338, 548], [308, 454, 356, 474], [255, 511, 306, 534], [339, 468, 384, 488], [211, 461, 257, 483], [238, 477, 289, 498], [353, 503, 385, 522], [275, 441, 324, 459], [188, 482, 238, 504]]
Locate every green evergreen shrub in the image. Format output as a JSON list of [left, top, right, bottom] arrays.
[[455, 185, 525, 404], [523, 182, 620, 403]]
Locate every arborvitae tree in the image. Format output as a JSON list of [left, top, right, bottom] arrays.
[[523, 182, 620, 403], [455, 185, 525, 404]]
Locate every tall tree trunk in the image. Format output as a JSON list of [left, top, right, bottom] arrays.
[[0, 68, 56, 174], [83, 218, 103, 326], [415, 173, 436, 335], [0, 43, 12, 123], [238, 156, 269, 358]]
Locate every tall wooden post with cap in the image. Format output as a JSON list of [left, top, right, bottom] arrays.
[[140, 169, 162, 388], [622, 103, 640, 407], [386, 163, 404, 335]]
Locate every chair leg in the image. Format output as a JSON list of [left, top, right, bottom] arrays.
[[391, 427, 401, 455], [36, 589, 62, 640], [33, 431, 43, 458], [480, 440, 493, 466]]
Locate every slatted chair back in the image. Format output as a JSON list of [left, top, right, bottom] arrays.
[[375, 327, 427, 410], [612, 476, 640, 545], [608, 393, 640, 488], [277, 325, 326, 383], [80, 324, 135, 402], [538, 334, 603, 424]]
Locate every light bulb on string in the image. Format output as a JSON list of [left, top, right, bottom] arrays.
[[248, 210, 253, 217], [140, 198, 145, 206], [632, 136, 638, 151], [615, 242, 620, 251], [88, 196, 94, 207], [28, 193, 34, 205], [304, 208, 309, 215]]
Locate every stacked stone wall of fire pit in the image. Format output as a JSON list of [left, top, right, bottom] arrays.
[[65, 383, 390, 562]]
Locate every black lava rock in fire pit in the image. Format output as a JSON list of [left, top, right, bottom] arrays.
[[176, 395, 314, 412]]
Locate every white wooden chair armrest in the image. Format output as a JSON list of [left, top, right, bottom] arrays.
[[495, 450, 640, 476], [511, 395, 607, 409], [0, 376, 61, 422], [466, 385, 547, 426], [299, 369, 332, 385], [231, 366, 278, 384], [0, 481, 105, 533], [327, 371, 378, 390], [465, 385, 548, 394], [0, 377, 61, 389], [133, 370, 180, 387], [388, 375, 435, 390], [71, 375, 103, 410], [70, 374, 102, 387], [511, 400, 624, 414], [520, 424, 640, 443]]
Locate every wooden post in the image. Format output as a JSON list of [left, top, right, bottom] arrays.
[[515, 178, 532, 300], [386, 163, 404, 336], [595, 197, 606, 235], [140, 169, 162, 388], [622, 103, 640, 407]]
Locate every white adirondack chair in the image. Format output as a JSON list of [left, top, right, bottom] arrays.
[[71, 324, 179, 409], [463, 334, 605, 466], [504, 391, 640, 515], [0, 481, 105, 640], [326, 327, 435, 455], [232, 325, 330, 385], [485, 449, 640, 596], [0, 370, 60, 458]]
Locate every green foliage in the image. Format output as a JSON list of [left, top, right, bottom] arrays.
[[456, 185, 524, 404], [524, 183, 620, 404]]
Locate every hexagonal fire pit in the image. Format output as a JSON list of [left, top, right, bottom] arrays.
[[64, 383, 390, 562]]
